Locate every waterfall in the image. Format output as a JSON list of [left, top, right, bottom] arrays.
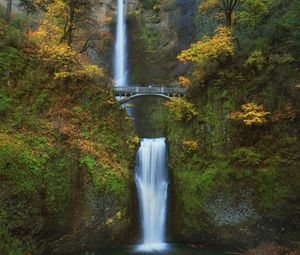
[[135, 138, 169, 252], [114, 0, 127, 87]]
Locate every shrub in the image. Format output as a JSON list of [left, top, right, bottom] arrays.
[[0, 92, 12, 116], [245, 50, 266, 71], [230, 147, 262, 167], [229, 103, 270, 125], [0, 47, 26, 79], [142, 0, 159, 9], [4, 26, 23, 47], [164, 98, 198, 122], [0, 134, 41, 195]]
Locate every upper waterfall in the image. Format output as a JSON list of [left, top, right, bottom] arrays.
[[114, 0, 128, 87]]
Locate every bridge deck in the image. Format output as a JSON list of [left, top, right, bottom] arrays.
[[114, 86, 186, 96]]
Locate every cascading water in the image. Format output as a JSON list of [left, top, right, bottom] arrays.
[[114, 0, 127, 87], [114, 1, 169, 252], [135, 138, 169, 252]]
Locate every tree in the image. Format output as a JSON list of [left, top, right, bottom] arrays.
[[229, 103, 271, 125], [20, 0, 92, 46], [59, 0, 92, 46], [199, 0, 240, 27], [237, 0, 269, 28], [164, 98, 198, 122], [177, 26, 234, 65], [5, 0, 13, 23], [29, 0, 103, 80]]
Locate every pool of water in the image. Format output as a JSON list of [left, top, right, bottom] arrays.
[[79, 244, 232, 255]]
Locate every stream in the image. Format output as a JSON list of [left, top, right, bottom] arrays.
[[77, 245, 228, 255]]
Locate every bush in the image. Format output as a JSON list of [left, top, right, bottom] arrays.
[[142, 0, 159, 9], [4, 26, 23, 47], [164, 98, 198, 122], [230, 147, 262, 167], [245, 49, 266, 71], [80, 155, 126, 196], [0, 47, 26, 79], [0, 134, 41, 195], [0, 92, 12, 116], [0, 226, 24, 255]]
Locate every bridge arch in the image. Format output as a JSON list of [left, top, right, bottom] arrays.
[[114, 86, 186, 105], [118, 93, 176, 105]]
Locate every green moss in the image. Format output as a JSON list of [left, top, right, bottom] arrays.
[[230, 147, 262, 167], [142, 0, 159, 9], [45, 154, 72, 215], [0, 226, 24, 255], [0, 137, 41, 195], [80, 155, 127, 196], [0, 91, 12, 116], [0, 47, 26, 80]]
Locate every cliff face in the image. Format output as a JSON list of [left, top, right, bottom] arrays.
[[127, 0, 198, 84], [0, 7, 138, 253], [80, 0, 198, 84], [163, 0, 300, 248], [0, 80, 138, 254]]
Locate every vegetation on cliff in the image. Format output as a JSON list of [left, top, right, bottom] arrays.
[[166, 0, 300, 247], [0, 3, 136, 254]]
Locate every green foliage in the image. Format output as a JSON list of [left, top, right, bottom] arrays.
[[80, 155, 96, 171], [4, 26, 23, 47], [0, 137, 41, 195], [245, 49, 266, 71], [80, 155, 127, 196], [0, 91, 12, 116], [0, 47, 26, 80], [32, 90, 50, 112], [230, 147, 262, 167], [0, 226, 24, 255], [238, 0, 269, 28], [45, 154, 72, 214], [255, 166, 300, 213], [142, 0, 159, 9]]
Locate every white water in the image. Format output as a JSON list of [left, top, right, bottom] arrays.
[[135, 138, 169, 252], [114, 0, 127, 87]]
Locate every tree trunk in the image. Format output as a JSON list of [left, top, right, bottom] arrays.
[[6, 0, 13, 23], [226, 11, 232, 27]]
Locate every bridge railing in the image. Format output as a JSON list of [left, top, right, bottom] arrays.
[[114, 86, 186, 95]]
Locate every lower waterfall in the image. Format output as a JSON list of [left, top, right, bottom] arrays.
[[135, 138, 169, 252]]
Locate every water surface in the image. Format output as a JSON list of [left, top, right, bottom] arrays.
[[85, 244, 229, 255]]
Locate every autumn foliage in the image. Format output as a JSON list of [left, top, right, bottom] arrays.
[[230, 103, 271, 125], [199, 0, 220, 12], [272, 103, 297, 122], [177, 26, 234, 64], [164, 98, 198, 122], [28, 0, 103, 80], [178, 76, 190, 87], [182, 140, 198, 152]]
